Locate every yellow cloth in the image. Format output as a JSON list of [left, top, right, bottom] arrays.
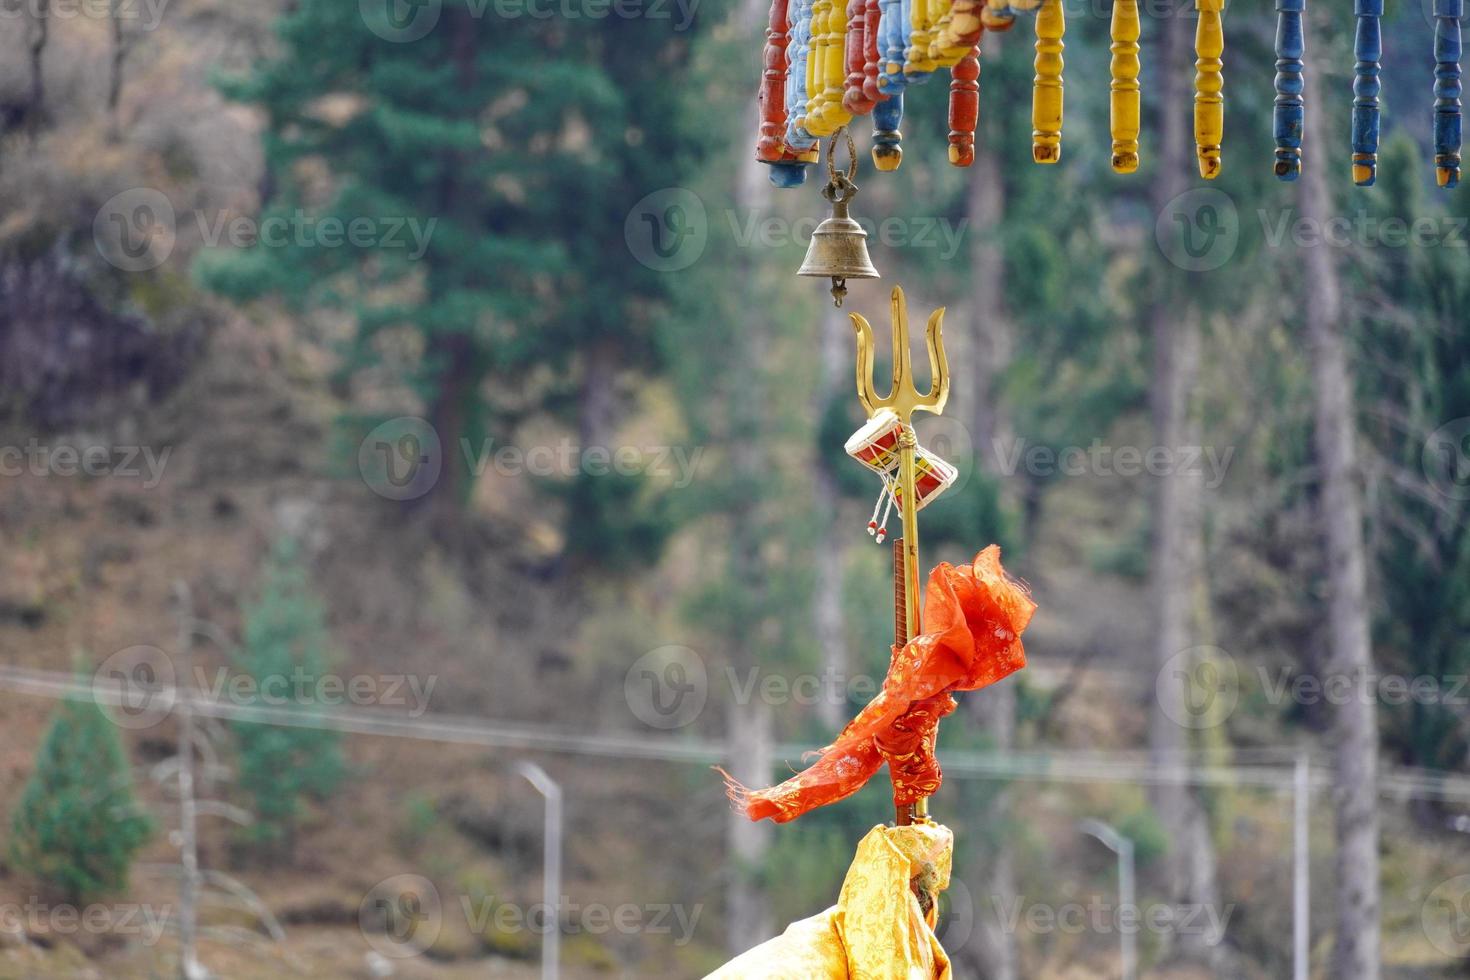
[[706, 823, 954, 980]]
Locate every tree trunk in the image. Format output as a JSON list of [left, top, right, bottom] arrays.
[[725, 699, 774, 952], [1146, 3, 1223, 966], [172, 582, 209, 980], [961, 686, 1019, 980], [966, 45, 1010, 468], [26, 0, 48, 138], [578, 338, 620, 455], [108, 0, 127, 140], [812, 306, 850, 730], [1298, 41, 1381, 980], [413, 11, 481, 540], [724, 0, 777, 950], [959, 34, 1019, 979], [419, 331, 475, 537]]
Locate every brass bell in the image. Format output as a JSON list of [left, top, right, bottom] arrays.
[[799, 132, 880, 307]]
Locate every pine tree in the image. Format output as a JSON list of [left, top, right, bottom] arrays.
[[200, 2, 704, 559], [9, 684, 153, 904], [232, 538, 344, 863]]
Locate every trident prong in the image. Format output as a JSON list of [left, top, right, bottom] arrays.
[[850, 286, 949, 425]]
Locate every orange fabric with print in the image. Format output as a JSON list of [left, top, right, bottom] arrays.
[[725, 545, 1033, 823]]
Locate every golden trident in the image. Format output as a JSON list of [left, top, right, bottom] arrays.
[[851, 286, 949, 823]]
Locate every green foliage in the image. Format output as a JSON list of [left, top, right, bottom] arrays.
[[232, 538, 345, 861], [9, 684, 153, 903], [1115, 806, 1170, 868], [553, 471, 676, 573], [1351, 135, 1470, 774], [200, 0, 705, 563]]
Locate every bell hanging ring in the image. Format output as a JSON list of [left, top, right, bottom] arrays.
[[798, 129, 880, 307]]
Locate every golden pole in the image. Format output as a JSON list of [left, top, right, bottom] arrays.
[[897, 426, 922, 641], [851, 286, 949, 825]]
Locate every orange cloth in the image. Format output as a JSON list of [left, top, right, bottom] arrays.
[[705, 822, 955, 980], [725, 546, 1032, 823]]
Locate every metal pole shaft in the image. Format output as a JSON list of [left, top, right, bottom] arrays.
[[1293, 753, 1310, 980], [173, 582, 202, 980], [897, 426, 921, 640], [518, 762, 562, 980], [1119, 839, 1136, 980], [544, 782, 562, 980], [896, 425, 928, 824]]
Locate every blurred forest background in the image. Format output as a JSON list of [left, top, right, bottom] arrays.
[[0, 0, 1468, 977]]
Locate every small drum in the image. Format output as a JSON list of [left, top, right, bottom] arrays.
[[894, 448, 958, 513], [849, 412, 958, 542], [844, 409, 903, 475]]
